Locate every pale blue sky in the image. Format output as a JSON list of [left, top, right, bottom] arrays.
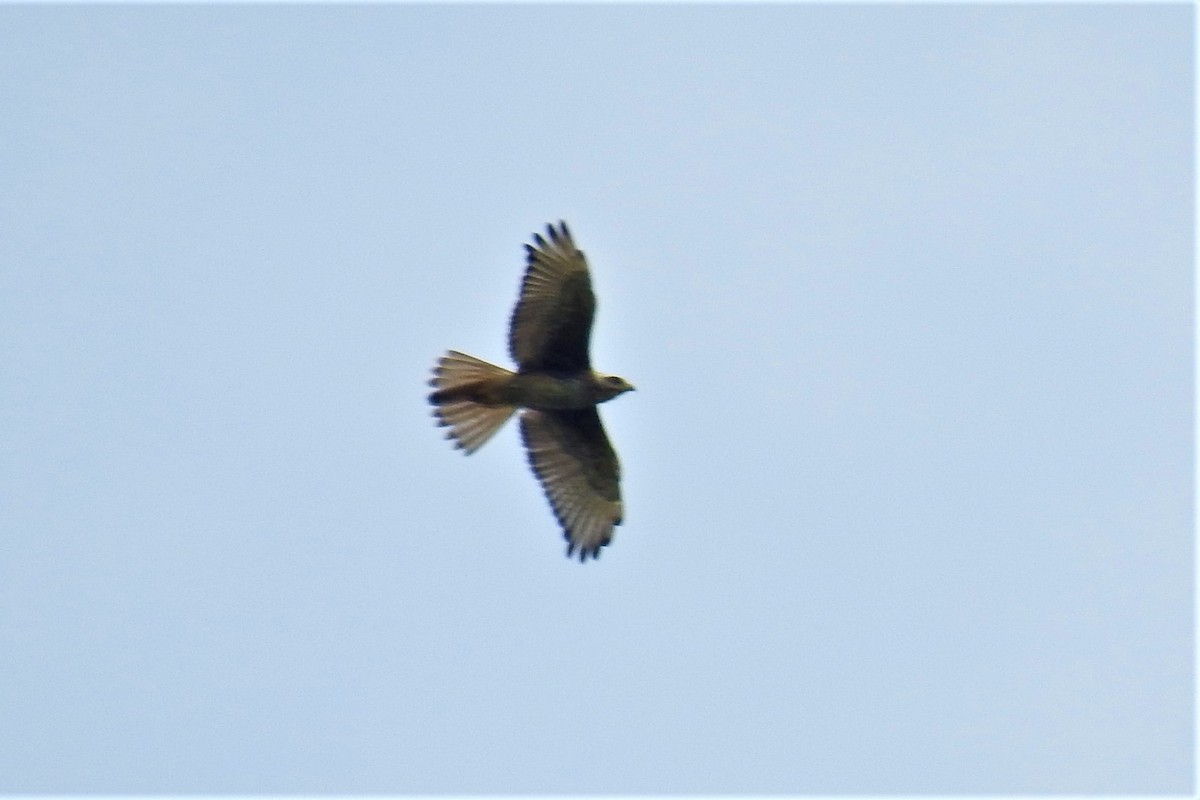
[[0, 3, 1193, 794]]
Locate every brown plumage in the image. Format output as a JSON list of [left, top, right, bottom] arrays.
[[428, 222, 635, 561]]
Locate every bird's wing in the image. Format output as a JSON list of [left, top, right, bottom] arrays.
[[508, 221, 595, 372], [520, 408, 622, 561]]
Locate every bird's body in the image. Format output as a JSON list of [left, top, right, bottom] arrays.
[[430, 368, 630, 411], [428, 222, 634, 561]]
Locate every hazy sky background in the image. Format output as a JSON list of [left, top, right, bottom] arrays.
[[0, 4, 1192, 794]]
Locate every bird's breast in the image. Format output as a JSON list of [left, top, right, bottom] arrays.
[[507, 373, 594, 410]]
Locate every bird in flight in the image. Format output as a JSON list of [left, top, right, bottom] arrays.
[[428, 222, 635, 561]]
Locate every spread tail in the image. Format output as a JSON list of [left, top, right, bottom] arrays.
[[428, 351, 517, 454]]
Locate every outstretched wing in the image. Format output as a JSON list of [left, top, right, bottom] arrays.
[[508, 221, 595, 373], [520, 408, 622, 561]]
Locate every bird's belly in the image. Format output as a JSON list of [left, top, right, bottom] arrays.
[[507, 374, 593, 410]]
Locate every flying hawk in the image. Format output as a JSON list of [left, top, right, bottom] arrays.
[[428, 222, 635, 561]]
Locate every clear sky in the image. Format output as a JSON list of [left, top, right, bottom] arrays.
[[0, 3, 1192, 794]]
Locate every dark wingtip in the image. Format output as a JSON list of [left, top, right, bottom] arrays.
[[563, 540, 604, 562]]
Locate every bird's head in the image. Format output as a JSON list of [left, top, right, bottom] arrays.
[[594, 373, 636, 403]]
